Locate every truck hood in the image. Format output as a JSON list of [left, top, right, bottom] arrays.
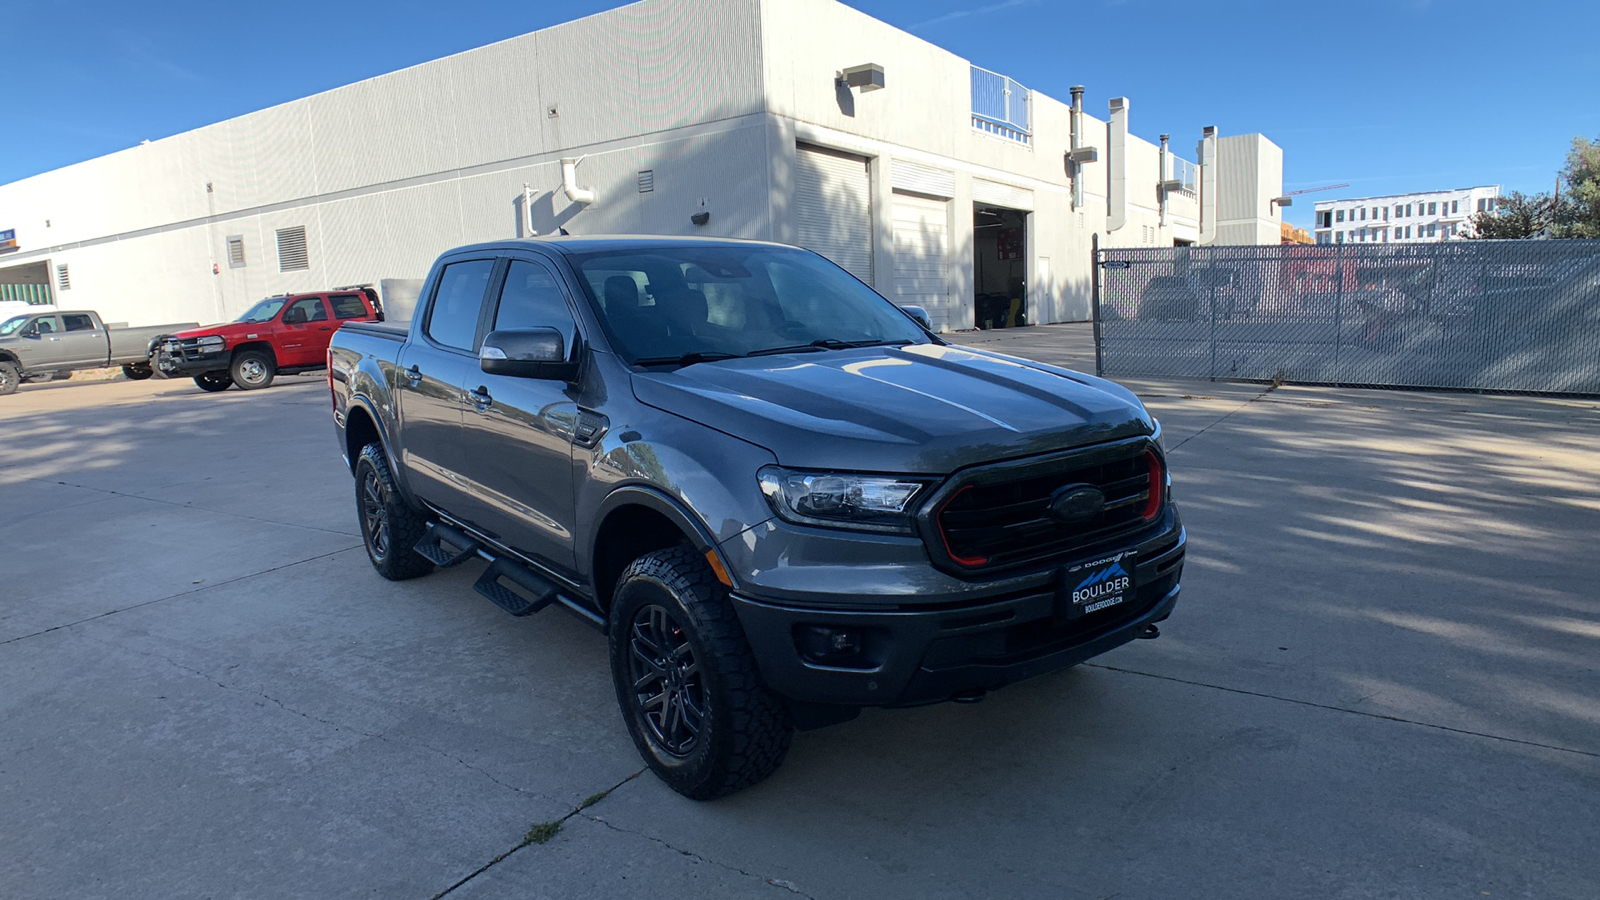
[[167, 322, 268, 341], [630, 343, 1154, 474]]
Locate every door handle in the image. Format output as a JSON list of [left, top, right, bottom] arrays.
[[468, 386, 493, 412], [404, 365, 423, 387], [317, 326, 334, 332], [48, 336, 61, 342]]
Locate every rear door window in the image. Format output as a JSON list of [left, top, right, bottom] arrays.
[[285, 296, 328, 324], [426, 259, 497, 352], [61, 314, 96, 332], [329, 294, 368, 319]]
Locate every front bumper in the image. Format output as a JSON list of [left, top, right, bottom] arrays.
[[730, 524, 1184, 708], [157, 346, 228, 376]]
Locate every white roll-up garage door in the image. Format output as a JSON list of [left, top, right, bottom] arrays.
[[794, 145, 873, 283], [892, 192, 950, 331]]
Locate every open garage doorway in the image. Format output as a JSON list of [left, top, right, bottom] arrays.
[[973, 205, 1027, 328], [0, 260, 53, 307]]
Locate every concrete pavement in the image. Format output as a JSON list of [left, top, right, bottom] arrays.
[[2, 332, 1597, 899]]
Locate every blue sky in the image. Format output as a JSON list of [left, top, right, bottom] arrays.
[[4, 0, 1595, 229]]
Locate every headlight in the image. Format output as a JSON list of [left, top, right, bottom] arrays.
[[758, 467, 929, 533], [197, 335, 225, 350]]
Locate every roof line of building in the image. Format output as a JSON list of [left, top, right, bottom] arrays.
[[1314, 185, 1501, 205]]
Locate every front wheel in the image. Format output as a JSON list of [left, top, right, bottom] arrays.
[[354, 443, 434, 580], [0, 361, 18, 396], [230, 350, 276, 390], [193, 372, 233, 392], [609, 547, 792, 800]]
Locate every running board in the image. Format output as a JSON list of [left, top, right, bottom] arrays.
[[473, 558, 557, 617], [413, 522, 480, 568]]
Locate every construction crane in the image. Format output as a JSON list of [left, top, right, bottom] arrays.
[[1283, 183, 1350, 196]]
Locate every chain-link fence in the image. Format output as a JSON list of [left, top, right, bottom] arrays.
[[1094, 241, 1600, 394]]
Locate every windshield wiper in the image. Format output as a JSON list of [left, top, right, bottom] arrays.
[[632, 350, 743, 368], [747, 338, 913, 357]]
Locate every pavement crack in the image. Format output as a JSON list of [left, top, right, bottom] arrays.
[[28, 475, 363, 538], [1165, 383, 1277, 453], [0, 545, 364, 646], [432, 769, 647, 899], [583, 814, 818, 899], [1087, 663, 1600, 759]]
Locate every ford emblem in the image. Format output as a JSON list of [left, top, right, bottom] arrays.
[[1048, 485, 1105, 523]]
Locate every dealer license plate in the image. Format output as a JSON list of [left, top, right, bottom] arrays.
[[1059, 551, 1136, 621]]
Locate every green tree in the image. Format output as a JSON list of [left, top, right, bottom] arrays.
[[1462, 190, 1553, 239], [1553, 135, 1600, 239]]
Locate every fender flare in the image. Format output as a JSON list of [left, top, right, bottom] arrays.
[[586, 484, 733, 585]]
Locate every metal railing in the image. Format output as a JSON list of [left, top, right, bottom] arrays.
[[971, 65, 1030, 144], [1093, 241, 1600, 395], [1164, 156, 1198, 194]]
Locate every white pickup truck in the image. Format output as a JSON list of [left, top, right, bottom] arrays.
[[0, 309, 197, 395]]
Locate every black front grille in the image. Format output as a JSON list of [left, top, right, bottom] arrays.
[[931, 439, 1162, 573]]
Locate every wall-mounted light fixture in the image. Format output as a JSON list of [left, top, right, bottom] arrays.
[[836, 64, 886, 92], [691, 211, 711, 226], [1270, 196, 1293, 211]]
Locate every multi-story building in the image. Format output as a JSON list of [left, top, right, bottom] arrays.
[[0, 0, 1285, 332], [1313, 186, 1500, 245]]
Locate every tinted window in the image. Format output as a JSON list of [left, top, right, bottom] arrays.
[[427, 259, 496, 351], [62, 314, 96, 332], [330, 293, 367, 319], [494, 261, 577, 352], [285, 297, 327, 324], [31, 316, 60, 334]]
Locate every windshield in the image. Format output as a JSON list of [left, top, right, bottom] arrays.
[[0, 315, 27, 336], [235, 297, 287, 324], [571, 245, 929, 365]]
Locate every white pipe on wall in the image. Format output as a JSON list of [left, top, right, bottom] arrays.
[[561, 158, 596, 206]]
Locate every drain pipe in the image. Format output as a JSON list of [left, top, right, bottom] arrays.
[[1107, 97, 1128, 235], [1197, 126, 1219, 246], [1066, 86, 1097, 210], [522, 183, 537, 236], [1158, 134, 1170, 228], [561, 157, 596, 206]]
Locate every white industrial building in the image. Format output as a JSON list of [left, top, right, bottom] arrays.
[[1313, 186, 1501, 245], [0, 0, 1285, 332]]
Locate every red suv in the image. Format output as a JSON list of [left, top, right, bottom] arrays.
[[158, 289, 382, 391]]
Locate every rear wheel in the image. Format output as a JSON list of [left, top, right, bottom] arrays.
[[122, 363, 154, 380], [193, 372, 233, 392], [609, 547, 792, 799], [230, 350, 275, 390], [0, 361, 18, 396], [354, 443, 434, 580]]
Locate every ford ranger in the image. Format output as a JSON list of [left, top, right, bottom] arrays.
[[329, 236, 1184, 799]]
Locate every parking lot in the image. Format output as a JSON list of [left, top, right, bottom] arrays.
[[3, 324, 1598, 899]]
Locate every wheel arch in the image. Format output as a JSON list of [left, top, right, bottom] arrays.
[[589, 486, 731, 615], [230, 341, 277, 365]]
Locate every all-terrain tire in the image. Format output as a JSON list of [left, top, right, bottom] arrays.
[[194, 372, 233, 392], [354, 442, 434, 581], [0, 361, 19, 396], [122, 363, 154, 380], [230, 350, 276, 390], [609, 547, 792, 800]]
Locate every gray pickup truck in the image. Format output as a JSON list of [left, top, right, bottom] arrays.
[[329, 236, 1184, 799], [0, 309, 197, 395]]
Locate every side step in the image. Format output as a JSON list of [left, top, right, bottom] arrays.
[[473, 558, 557, 617], [413, 522, 481, 568]]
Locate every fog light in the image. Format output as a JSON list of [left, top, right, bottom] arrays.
[[797, 626, 862, 663]]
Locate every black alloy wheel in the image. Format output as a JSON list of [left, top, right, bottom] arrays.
[[608, 547, 792, 799], [353, 442, 433, 580], [627, 603, 707, 756]]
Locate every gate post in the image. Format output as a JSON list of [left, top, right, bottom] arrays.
[[1332, 244, 1346, 377], [1091, 233, 1103, 377]]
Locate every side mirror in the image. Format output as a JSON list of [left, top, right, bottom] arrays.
[[480, 327, 578, 380], [899, 305, 932, 331]]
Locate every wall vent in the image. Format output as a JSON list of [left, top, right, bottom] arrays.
[[638, 170, 655, 193], [276, 226, 309, 272], [56, 264, 71, 291], [226, 235, 246, 268]]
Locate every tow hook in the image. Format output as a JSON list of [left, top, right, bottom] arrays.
[[1136, 624, 1161, 640]]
